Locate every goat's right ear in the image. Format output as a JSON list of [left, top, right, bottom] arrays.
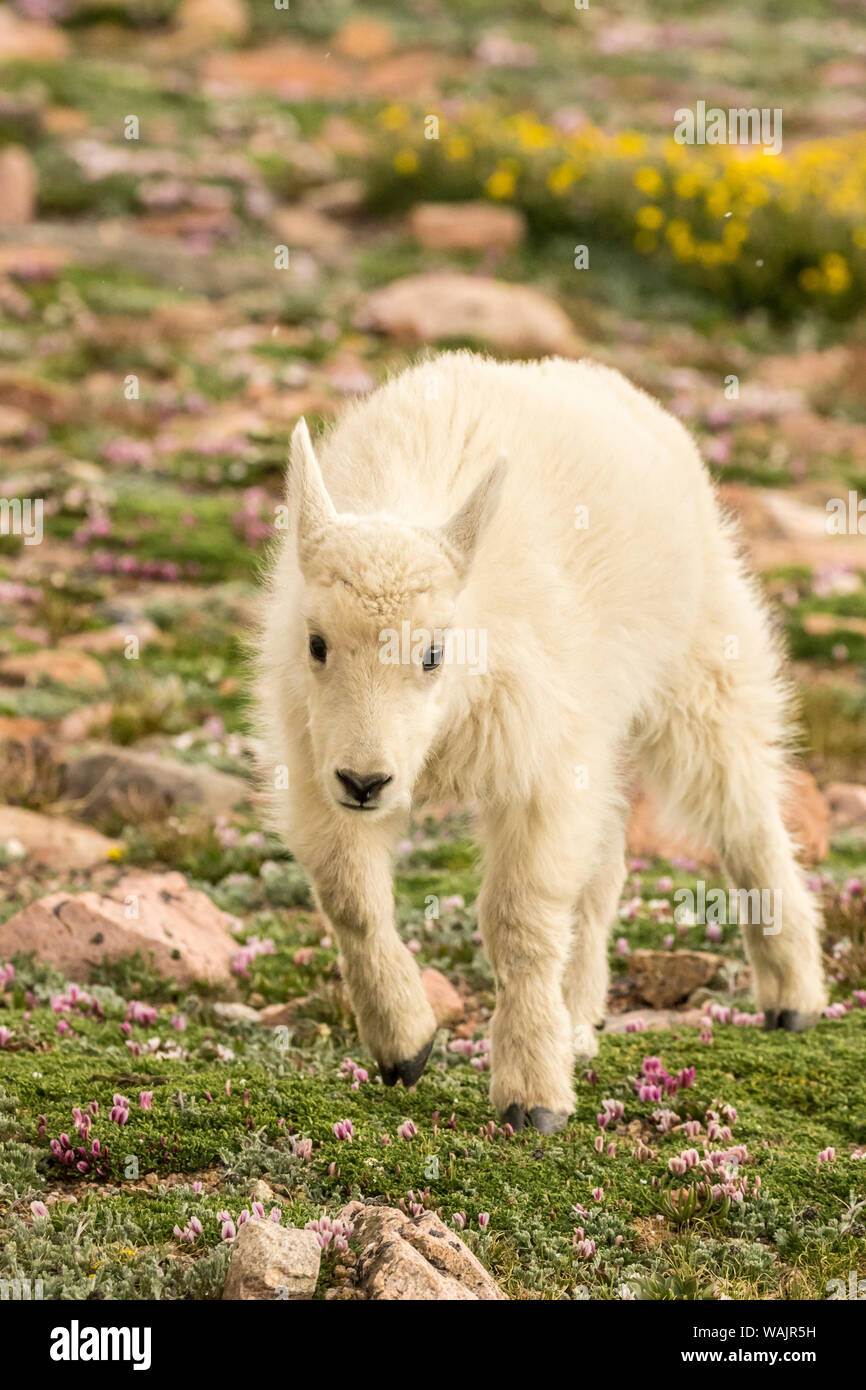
[[286, 418, 336, 544]]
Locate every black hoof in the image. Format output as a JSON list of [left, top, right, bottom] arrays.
[[778, 1009, 816, 1033], [529, 1106, 569, 1135], [378, 1036, 435, 1088], [763, 1009, 817, 1034], [500, 1103, 526, 1132]]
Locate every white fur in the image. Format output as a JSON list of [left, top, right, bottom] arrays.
[[255, 351, 827, 1123]]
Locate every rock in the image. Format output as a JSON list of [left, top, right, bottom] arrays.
[[250, 1179, 276, 1204], [0, 650, 107, 690], [421, 967, 464, 1026], [0, 806, 121, 871], [257, 998, 309, 1028], [409, 202, 526, 253], [176, 0, 248, 39], [222, 1220, 321, 1301], [334, 17, 395, 60], [0, 146, 36, 224], [359, 51, 456, 98], [0, 715, 45, 741], [0, 870, 239, 987], [627, 769, 828, 867], [204, 44, 348, 98], [333, 1203, 506, 1301], [0, 403, 30, 440], [628, 949, 728, 1009], [0, 10, 69, 63], [603, 1008, 707, 1034], [213, 1001, 261, 1024], [356, 273, 580, 357], [784, 768, 830, 863], [303, 178, 366, 215], [270, 206, 348, 251], [825, 782, 866, 831], [56, 703, 113, 742], [61, 744, 249, 821], [58, 621, 162, 655]]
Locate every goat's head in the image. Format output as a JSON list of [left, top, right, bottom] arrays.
[[286, 418, 504, 819]]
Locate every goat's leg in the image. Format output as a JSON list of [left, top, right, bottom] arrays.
[[292, 789, 437, 1084]]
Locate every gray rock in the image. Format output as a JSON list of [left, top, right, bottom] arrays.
[[222, 1221, 321, 1301]]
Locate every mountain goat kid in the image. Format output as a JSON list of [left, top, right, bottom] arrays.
[[255, 351, 826, 1134]]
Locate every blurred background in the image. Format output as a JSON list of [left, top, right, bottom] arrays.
[[0, 0, 865, 1302]]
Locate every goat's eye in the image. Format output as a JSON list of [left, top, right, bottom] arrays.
[[309, 634, 327, 664], [422, 644, 443, 673]]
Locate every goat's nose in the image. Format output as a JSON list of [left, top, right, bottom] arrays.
[[336, 768, 393, 805]]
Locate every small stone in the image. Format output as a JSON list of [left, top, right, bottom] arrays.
[[222, 1220, 321, 1300], [628, 950, 728, 1009]]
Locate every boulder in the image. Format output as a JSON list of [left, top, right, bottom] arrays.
[[0, 806, 121, 871], [331, 1202, 506, 1301], [628, 949, 727, 1009], [0, 870, 238, 986], [222, 1220, 321, 1300], [61, 744, 248, 820], [356, 272, 580, 357], [409, 202, 526, 253]]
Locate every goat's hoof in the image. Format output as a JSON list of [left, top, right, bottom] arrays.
[[529, 1106, 569, 1135], [378, 1036, 435, 1088], [778, 1009, 817, 1033], [763, 1009, 817, 1033], [500, 1103, 526, 1132]]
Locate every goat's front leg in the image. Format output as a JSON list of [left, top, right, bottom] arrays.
[[304, 819, 437, 1085], [479, 794, 597, 1135]]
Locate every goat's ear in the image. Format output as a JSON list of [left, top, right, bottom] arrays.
[[439, 455, 507, 569], [287, 418, 336, 544]]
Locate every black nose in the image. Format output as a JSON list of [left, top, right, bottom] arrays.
[[336, 769, 393, 806]]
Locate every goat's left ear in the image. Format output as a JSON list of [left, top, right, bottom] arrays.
[[287, 418, 336, 545], [439, 455, 507, 570]]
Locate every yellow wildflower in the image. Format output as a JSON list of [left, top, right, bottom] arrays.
[[633, 166, 663, 197], [485, 167, 516, 199], [636, 204, 664, 230], [393, 149, 419, 175]]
